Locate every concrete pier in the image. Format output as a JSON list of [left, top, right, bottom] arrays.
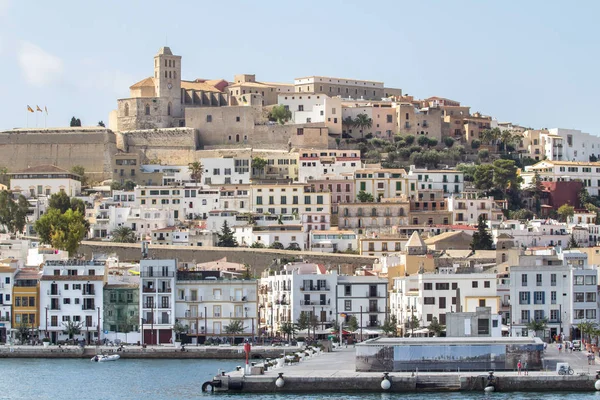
[[207, 345, 600, 393]]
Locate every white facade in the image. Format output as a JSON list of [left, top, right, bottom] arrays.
[[139, 259, 177, 344], [298, 149, 361, 182], [548, 128, 600, 162], [201, 157, 251, 185], [391, 268, 499, 335], [39, 260, 105, 343], [134, 185, 220, 221], [448, 193, 505, 225], [523, 160, 600, 196], [508, 249, 598, 340], [0, 265, 15, 342], [407, 165, 464, 195], [491, 219, 571, 249], [259, 263, 338, 335], [310, 230, 358, 253], [10, 168, 82, 199], [175, 272, 258, 344], [337, 276, 388, 330]]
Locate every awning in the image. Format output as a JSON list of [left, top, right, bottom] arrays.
[[502, 324, 509, 332], [128, 269, 140, 275]]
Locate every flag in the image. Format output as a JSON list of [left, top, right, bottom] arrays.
[[27, 105, 34, 113], [44, 106, 48, 114], [36, 105, 42, 112]]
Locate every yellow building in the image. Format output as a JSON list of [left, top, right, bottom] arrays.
[[12, 268, 41, 330]]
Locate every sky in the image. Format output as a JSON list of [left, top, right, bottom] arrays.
[[1, 0, 599, 134]]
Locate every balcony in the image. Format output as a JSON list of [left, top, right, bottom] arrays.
[[300, 286, 330, 292], [368, 306, 381, 313], [82, 289, 95, 296], [142, 287, 156, 293], [141, 271, 175, 278], [184, 311, 203, 318], [158, 303, 171, 309], [300, 300, 331, 306], [82, 304, 96, 311], [47, 290, 61, 296], [50, 305, 61, 311], [366, 291, 382, 297], [158, 288, 172, 293], [184, 296, 200, 302], [230, 296, 248, 302]]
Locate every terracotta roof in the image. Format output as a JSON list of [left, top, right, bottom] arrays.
[[181, 80, 224, 93], [12, 164, 75, 175], [130, 77, 155, 89], [15, 269, 42, 280], [41, 275, 104, 281]]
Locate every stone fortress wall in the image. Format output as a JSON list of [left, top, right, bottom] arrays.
[[0, 128, 117, 181]]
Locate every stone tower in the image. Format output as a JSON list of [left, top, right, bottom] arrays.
[[153, 47, 183, 119]]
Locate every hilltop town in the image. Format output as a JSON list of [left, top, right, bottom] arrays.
[[0, 46, 600, 346]]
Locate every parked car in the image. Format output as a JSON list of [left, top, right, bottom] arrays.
[[572, 340, 582, 351]]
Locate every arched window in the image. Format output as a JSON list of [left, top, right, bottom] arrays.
[[236, 134, 240, 142], [169, 71, 172, 79], [167, 102, 171, 116], [145, 104, 150, 116], [501, 253, 507, 262], [124, 103, 129, 117]]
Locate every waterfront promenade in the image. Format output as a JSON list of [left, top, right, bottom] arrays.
[[214, 343, 600, 393]]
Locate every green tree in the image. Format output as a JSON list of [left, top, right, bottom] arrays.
[[123, 180, 136, 191], [0, 166, 9, 186], [471, 139, 481, 149], [577, 320, 598, 342], [70, 117, 82, 127], [473, 164, 495, 191], [48, 192, 71, 213], [427, 138, 438, 147], [280, 322, 297, 342], [112, 226, 137, 243], [529, 172, 545, 214], [188, 161, 204, 184], [353, 113, 372, 137], [173, 320, 187, 342], [268, 105, 292, 124], [478, 149, 490, 162], [250, 242, 265, 248], [492, 159, 521, 195], [223, 320, 246, 344], [34, 208, 88, 255], [269, 241, 284, 250], [296, 311, 310, 332], [217, 221, 238, 247], [568, 234, 578, 249], [406, 315, 420, 333], [0, 191, 30, 234], [380, 315, 398, 336], [70, 198, 86, 215], [417, 135, 430, 147], [443, 136, 454, 148], [357, 190, 374, 203], [342, 116, 354, 133], [286, 242, 301, 251], [347, 315, 359, 332], [470, 215, 493, 250], [526, 318, 548, 339], [251, 157, 268, 177], [110, 181, 123, 191], [404, 135, 415, 145], [62, 320, 82, 340], [557, 204, 575, 222], [428, 317, 445, 337], [98, 121, 105, 127], [15, 321, 32, 342], [70, 165, 88, 187], [510, 209, 534, 220]]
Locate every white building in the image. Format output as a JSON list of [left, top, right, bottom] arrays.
[[134, 185, 220, 221], [201, 157, 251, 185], [10, 165, 82, 198], [39, 259, 106, 344], [139, 259, 176, 344], [0, 263, 16, 343], [407, 165, 464, 196], [310, 229, 358, 253], [175, 270, 258, 344], [298, 149, 361, 182], [547, 128, 600, 162], [259, 263, 338, 336], [522, 160, 600, 196], [337, 275, 388, 331], [490, 219, 571, 249], [448, 192, 505, 225], [278, 93, 342, 134], [390, 267, 499, 335], [508, 248, 597, 340]]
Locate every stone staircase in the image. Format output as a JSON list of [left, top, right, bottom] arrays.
[[416, 374, 462, 391]]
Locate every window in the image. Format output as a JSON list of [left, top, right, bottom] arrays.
[[550, 273, 557, 286], [423, 297, 435, 305], [439, 297, 446, 309], [551, 291, 557, 304], [550, 309, 559, 321], [344, 285, 351, 296], [452, 283, 457, 290], [206, 114, 212, 123], [586, 292, 596, 302], [145, 104, 150, 115], [435, 283, 449, 290], [297, 128, 304, 135], [574, 276, 585, 285], [533, 291, 545, 305], [344, 300, 351, 311], [586, 275, 597, 285], [521, 274, 528, 286], [479, 299, 486, 307], [424, 283, 432, 290], [519, 291, 530, 305], [472, 281, 478, 288], [484, 281, 490, 288], [586, 309, 597, 319]]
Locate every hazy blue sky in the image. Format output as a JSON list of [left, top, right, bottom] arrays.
[[1, 0, 599, 134]]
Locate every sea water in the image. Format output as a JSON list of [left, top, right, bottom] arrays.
[[0, 358, 598, 399]]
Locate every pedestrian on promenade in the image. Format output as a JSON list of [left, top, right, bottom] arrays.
[[523, 361, 528, 376], [570, 342, 574, 352], [517, 360, 522, 375], [588, 352, 593, 365], [558, 343, 562, 353]]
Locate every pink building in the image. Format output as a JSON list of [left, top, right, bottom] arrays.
[[307, 179, 355, 214]]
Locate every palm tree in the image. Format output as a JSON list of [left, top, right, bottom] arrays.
[[342, 116, 354, 134], [224, 320, 246, 345], [577, 320, 598, 343], [111, 226, 137, 243], [526, 318, 548, 339], [280, 322, 297, 343], [354, 113, 372, 138], [188, 161, 204, 184], [62, 320, 82, 340], [500, 130, 515, 152]]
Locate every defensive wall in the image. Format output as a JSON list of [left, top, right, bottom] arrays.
[[0, 128, 117, 181], [78, 241, 377, 273], [119, 127, 198, 164]]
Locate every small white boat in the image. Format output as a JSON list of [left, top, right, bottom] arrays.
[[91, 354, 120, 362]]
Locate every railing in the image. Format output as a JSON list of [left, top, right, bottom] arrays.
[[368, 307, 380, 313], [300, 286, 330, 291], [82, 305, 96, 310], [50, 305, 61, 311], [366, 291, 382, 297], [230, 296, 247, 302], [47, 290, 61, 296], [143, 287, 156, 293], [158, 303, 171, 309], [184, 311, 203, 318], [82, 289, 95, 296], [141, 271, 175, 277], [184, 296, 200, 302], [158, 288, 172, 293]]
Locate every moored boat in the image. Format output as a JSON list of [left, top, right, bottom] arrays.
[[91, 354, 120, 362]]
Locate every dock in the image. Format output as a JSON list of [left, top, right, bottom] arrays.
[[205, 344, 600, 393]]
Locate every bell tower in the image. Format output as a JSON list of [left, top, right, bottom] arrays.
[[154, 47, 182, 118]]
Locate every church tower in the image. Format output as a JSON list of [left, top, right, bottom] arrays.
[[153, 47, 182, 119]]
